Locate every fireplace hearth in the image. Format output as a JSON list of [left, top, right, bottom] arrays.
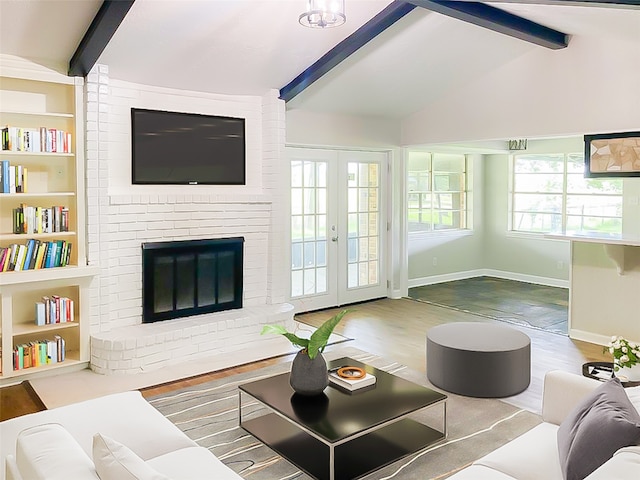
[[141, 237, 244, 323]]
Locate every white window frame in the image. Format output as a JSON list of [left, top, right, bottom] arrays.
[[407, 152, 469, 234], [510, 152, 623, 235]]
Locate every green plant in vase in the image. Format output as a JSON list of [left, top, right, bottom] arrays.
[[261, 309, 350, 395]]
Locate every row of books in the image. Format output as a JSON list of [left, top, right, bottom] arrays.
[[13, 336, 66, 371], [1, 160, 28, 193], [36, 295, 74, 326], [13, 204, 69, 234], [0, 240, 72, 272], [2, 126, 72, 153]]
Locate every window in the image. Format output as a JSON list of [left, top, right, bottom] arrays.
[[511, 153, 623, 234], [408, 152, 468, 232]]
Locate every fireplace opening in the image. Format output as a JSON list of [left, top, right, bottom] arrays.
[[141, 237, 244, 323]]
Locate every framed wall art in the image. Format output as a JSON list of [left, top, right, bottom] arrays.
[[584, 131, 640, 177]]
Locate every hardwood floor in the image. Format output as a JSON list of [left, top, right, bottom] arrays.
[[1, 297, 610, 419], [0, 382, 46, 422], [295, 297, 609, 413]]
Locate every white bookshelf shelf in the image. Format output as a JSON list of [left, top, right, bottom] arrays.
[[13, 321, 79, 336]]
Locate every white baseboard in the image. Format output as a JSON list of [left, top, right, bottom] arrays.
[[569, 329, 610, 346], [408, 269, 569, 289], [408, 270, 485, 288]]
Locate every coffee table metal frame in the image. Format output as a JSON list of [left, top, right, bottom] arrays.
[[238, 357, 447, 480]]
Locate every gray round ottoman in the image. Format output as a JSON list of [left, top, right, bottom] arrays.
[[426, 322, 531, 398]]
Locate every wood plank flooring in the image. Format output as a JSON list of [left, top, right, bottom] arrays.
[[296, 298, 609, 413], [2, 296, 610, 419]]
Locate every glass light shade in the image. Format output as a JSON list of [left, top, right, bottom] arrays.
[[299, 0, 346, 28]]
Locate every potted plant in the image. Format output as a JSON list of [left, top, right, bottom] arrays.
[[261, 309, 350, 395], [605, 336, 640, 382]]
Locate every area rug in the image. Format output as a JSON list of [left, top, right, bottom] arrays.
[[146, 345, 540, 479], [408, 277, 568, 335]]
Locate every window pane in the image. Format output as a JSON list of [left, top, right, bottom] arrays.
[[303, 269, 316, 295], [291, 161, 303, 187], [291, 243, 302, 269], [513, 193, 562, 213], [514, 173, 563, 193], [348, 238, 358, 263], [317, 214, 327, 239], [514, 154, 564, 173], [433, 153, 465, 173], [511, 153, 623, 235], [566, 216, 622, 234], [303, 242, 315, 267], [303, 189, 315, 214], [316, 241, 326, 267], [513, 212, 563, 232], [303, 215, 315, 240], [291, 216, 303, 242], [316, 267, 327, 294], [291, 188, 302, 215], [291, 271, 303, 297], [566, 195, 623, 217], [303, 161, 315, 187]]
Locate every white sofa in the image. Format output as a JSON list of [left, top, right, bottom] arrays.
[[0, 391, 242, 480], [2, 371, 639, 480], [449, 370, 640, 479]]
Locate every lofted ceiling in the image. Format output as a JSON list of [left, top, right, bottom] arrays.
[[0, 0, 639, 122]]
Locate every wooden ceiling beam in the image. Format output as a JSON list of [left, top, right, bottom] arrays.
[[280, 1, 417, 102], [407, 1, 569, 49], [68, 0, 135, 77]]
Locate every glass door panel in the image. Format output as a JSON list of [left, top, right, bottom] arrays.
[[288, 148, 387, 311]]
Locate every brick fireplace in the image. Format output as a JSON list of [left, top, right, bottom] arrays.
[[85, 66, 293, 375]]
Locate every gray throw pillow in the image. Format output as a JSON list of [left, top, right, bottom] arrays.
[[557, 377, 640, 480]]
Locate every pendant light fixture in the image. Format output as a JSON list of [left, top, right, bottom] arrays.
[[299, 0, 346, 28]]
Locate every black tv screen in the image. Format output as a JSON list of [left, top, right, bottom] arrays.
[[131, 108, 246, 185]]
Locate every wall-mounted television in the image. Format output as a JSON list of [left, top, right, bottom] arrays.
[[131, 108, 246, 185]]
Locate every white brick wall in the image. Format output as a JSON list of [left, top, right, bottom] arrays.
[[90, 304, 295, 375], [85, 65, 291, 372]]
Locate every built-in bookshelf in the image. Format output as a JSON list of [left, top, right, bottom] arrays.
[[0, 57, 97, 384]]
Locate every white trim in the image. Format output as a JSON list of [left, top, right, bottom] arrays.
[[408, 268, 569, 289], [569, 329, 609, 346], [408, 269, 485, 288]]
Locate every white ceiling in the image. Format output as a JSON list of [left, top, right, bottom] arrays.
[[1, 1, 639, 121]]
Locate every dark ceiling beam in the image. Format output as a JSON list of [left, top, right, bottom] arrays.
[[450, 1, 640, 7], [407, 1, 569, 49], [68, 0, 135, 77], [280, 1, 417, 103]]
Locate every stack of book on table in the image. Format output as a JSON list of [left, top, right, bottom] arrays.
[[329, 366, 376, 392]]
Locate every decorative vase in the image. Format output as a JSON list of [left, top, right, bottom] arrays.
[[616, 363, 640, 382], [289, 350, 328, 396]]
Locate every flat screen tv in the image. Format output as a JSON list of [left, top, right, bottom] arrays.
[[131, 108, 246, 185]]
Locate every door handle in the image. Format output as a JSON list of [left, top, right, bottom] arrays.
[[331, 236, 338, 242]]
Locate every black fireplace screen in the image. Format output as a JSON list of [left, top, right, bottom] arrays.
[[141, 237, 244, 323]]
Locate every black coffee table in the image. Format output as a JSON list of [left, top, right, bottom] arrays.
[[238, 357, 447, 480]]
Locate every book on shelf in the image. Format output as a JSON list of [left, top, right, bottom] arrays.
[[12, 205, 69, 234], [12, 336, 66, 370], [37, 295, 74, 325], [0, 161, 29, 193], [1, 160, 9, 192], [2, 125, 72, 153], [329, 369, 377, 392], [0, 240, 72, 272]]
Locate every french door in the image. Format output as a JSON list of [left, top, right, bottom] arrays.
[[288, 147, 388, 312]]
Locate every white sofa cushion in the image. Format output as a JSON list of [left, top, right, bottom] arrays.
[[445, 464, 516, 479], [474, 422, 563, 480], [92, 433, 169, 480], [15, 424, 99, 480], [585, 446, 640, 479], [0, 391, 197, 464], [146, 446, 244, 479]]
